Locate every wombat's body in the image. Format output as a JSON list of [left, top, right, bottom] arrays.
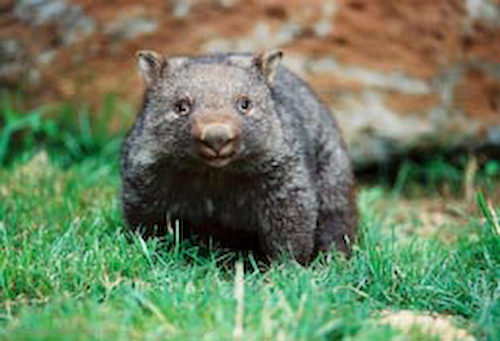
[[121, 50, 357, 264]]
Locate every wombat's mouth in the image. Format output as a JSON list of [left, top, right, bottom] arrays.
[[197, 140, 238, 168], [200, 148, 237, 168], [203, 155, 235, 168]]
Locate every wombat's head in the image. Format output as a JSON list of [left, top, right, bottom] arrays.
[[136, 50, 284, 170]]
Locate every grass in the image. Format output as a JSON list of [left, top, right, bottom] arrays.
[[0, 92, 130, 167], [0, 95, 499, 339], [0, 154, 499, 340]]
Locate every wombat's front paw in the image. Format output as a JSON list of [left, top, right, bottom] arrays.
[[262, 231, 315, 265]]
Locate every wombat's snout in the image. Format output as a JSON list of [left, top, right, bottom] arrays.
[[194, 123, 239, 167], [201, 124, 235, 154]]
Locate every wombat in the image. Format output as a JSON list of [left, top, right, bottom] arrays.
[[121, 50, 357, 265]]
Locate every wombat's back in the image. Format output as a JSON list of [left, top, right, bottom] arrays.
[[269, 64, 350, 176]]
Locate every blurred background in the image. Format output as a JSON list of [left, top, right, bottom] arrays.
[[2, 3, 500, 337], [1, 0, 499, 171]]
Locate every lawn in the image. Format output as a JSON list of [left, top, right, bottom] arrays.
[[0, 99, 499, 340]]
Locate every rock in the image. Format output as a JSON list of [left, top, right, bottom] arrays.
[[172, 0, 193, 18], [313, 0, 337, 37], [104, 8, 157, 40], [203, 21, 303, 52], [465, 0, 500, 24], [14, 0, 94, 45], [0, 39, 27, 83], [14, 0, 69, 24]]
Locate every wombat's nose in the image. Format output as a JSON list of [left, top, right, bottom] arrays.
[[200, 124, 236, 156]]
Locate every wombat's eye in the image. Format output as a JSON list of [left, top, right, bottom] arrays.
[[235, 96, 253, 114], [173, 98, 191, 115]]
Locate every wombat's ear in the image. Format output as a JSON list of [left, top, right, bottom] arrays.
[[136, 50, 167, 87], [252, 49, 283, 83]]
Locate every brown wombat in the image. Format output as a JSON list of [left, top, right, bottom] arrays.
[[121, 50, 357, 265]]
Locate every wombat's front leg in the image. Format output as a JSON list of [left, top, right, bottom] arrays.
[[121, 182, 168, 238], [122, 201, 168, 238], [259, 189, 317, 265]]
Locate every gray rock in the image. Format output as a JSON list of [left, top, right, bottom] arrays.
[[203, 21, 302, 52], [0, 39, 27, 78], [14, 0, 95, 45], [172, 0, 193, 18], [465, 0, 500, 25], [105, 17, 158, 40], [308, 57, 432, 95], [14, 0, 68, 24]]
